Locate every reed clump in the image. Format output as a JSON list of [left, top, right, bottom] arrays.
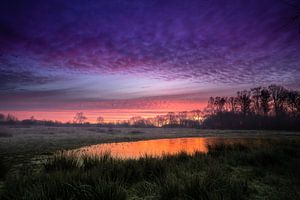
[[1, 139, 299, 200]]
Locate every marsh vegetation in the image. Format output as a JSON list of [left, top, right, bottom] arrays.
[[1, 135, 299, 200]]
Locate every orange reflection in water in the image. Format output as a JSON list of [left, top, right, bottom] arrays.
[[72, 137, 212, 159]]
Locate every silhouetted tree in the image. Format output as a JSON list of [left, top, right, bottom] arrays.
[[6, 114, 18, 124], [178, 111, 187, 126], [202, 84, 300, 130], [129, 116, 147, 127], [207, 97, 216, 114], [0, 113, 5, 122], [96, 116, 104, 125], [268, 85, 288, 116], [214, 97, 226, 113], [73, 112, 87, 124], [260, 88, 271, 116], [155, 115, 165, 127], [251, 87, 262, 114], [191, 110, 203, 124], [237, 90, 251, 116], [227, 97, 238, 112], [286, 90, 300, 116], [166, 112, 177, 125]]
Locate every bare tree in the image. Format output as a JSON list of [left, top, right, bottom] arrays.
[[155, 115, 165, 127], [286, 90, 300, 116], [6, 114, 18, 123], [227, 97, 238, 113], [166, 112, 177, 125], [214, 97, 226, 113], [251, 87, 262, 114], [260, 88, 271, 116], [268, 85, 288, 116], [207, 97, 216, 114], [96, 116, 104, 125], [0, 113, 5, 122], [178, 111, 188, 126], [191, 110, 202, 123], [201, 84, 300, 130], [73, 112, 87, 124], [237, 90, 251, 116], [129, 116, 144, 126]]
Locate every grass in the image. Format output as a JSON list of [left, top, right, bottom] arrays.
[[1, 138, 299, 200], [1, 126, 298, 171], [129, 130, 144, 134], [0, 131, 12, 138], [0, 157, 9, 179]]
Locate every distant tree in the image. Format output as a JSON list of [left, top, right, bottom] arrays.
[[191, 110, 203, 123], [202, 84, 300, 130], [144, 118, 155, 127], [155, 115, 165, 127], [178, 111, 188, 126], [268, 85, 288, 116], [286, 90, 300, 116], [207, 97, 216, 114], [251, 87, 262, 114], [260, 88, 271, 116], [0, 113, 5, 122], [214, 97, 226, 113], [22, 116, 37, 125], [6, 114, 18, 124], [237, 90, 251, 115], [166, 112, 177, 125], [227, 97, 238, 113], [96, 116, 104, 125], [129, 116, 145, 126], [73, 112, 87, 124]]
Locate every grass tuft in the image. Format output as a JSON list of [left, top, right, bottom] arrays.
[[44, 152, 79, 172]]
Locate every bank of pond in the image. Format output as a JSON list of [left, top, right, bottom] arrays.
[[1, 137, 300, 200]]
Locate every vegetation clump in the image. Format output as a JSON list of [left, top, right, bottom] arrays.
[[1, 139, 299, 200]]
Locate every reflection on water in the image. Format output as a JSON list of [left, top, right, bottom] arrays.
[[70, 137, 215, 159]]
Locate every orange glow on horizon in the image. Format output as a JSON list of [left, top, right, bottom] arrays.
[[1, 100, 206, 123]]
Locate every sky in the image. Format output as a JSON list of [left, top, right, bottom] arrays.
[[0, 0, 300, 122]]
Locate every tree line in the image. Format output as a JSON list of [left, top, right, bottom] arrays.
[[202, 85, 300, 130], [1, 84, 299, 130]]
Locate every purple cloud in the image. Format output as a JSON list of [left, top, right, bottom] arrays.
[[0, 0, 300, 119]]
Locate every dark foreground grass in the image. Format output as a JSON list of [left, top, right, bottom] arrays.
[[0, 157, 9, 180], [1, 138, 300, 200]]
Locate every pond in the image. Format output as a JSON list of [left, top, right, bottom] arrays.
[[69, 137, 217, 159]]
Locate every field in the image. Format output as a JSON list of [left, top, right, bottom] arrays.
[[0, 126, 300, 199]]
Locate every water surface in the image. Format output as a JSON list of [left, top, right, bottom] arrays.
[[70, 137, 215, 159]]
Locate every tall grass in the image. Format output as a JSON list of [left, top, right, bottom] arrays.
[[0, 131, 12, 138], [1, 139, 299, 200], [0, 156, 9, 179]]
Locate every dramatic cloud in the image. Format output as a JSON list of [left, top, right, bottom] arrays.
[[0, 0, 299, 121]]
